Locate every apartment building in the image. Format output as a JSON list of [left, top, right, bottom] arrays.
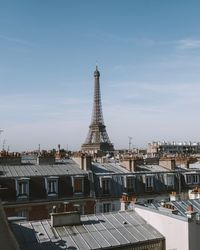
[[0, 155, 95, 220]]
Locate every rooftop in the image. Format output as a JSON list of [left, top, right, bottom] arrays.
[[142, 198, 200, 219], [136, 164, 169, 172], [11, 210, 164, 250], [91, 162, 130, 175], [0, 159, 87, 178]]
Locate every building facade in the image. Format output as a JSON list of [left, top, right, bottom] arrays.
[[148, 141, 200, 156], [0, 155, 95, 220]]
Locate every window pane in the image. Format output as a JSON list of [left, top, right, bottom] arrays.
[[102, 179, 110, 194], [74, 178, 83, 193], [18, 182, 28, 196], [127, 177, 134, 192]]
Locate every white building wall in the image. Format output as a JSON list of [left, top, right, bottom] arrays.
[[135, 206, 189, 250]]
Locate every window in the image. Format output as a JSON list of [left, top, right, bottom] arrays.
[[145, 176, 154, 189], [186, 174, 199, 185], [74, 177, 84, 193], [126, 177, 134, 193], [45, 177, 58, 196], [186, 175, 192, 184], [103, 203, 111, 213], [102, 178, 111, 195], [16, 178, 29, 198], [17, 209, 28, 218], [48, 180, 57, 194], [18, 182, 28, 195], [167, 174, 174, 187], [193, 175, 199, 184], [147, 199, 154, 204]]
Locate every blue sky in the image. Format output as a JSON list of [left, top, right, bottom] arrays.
[[1, 1, 200, 151]]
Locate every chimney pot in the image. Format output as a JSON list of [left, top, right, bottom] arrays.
[[52, 206, 57, 213], [63, 202, 69, 212], [187, 205, 193, 212]]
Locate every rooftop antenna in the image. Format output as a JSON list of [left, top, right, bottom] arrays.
[[2, 139, 6, 151], [0, 130, 4, 152], [128, 136, 132, 152]]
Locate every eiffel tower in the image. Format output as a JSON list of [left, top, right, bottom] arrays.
[[81, 66, 114, 154]]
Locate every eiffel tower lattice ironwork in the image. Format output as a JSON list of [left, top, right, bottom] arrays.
[[81, 66, 114, 153]]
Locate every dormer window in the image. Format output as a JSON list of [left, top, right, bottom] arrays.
[[72, 176, 84, 194], [100, 176, 112, 195], [124, 175, 134, 193], [166, 174, 175, 187], [16, 178, 30, 199], [145, 175, 154, 190], [192, 175, 199, 185], [186, 175, 192, 184], [45, 177, 58, 196], [185, 174, 199, 185]]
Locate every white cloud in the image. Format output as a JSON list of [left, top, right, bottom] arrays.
[[177, 39, 200, 49], [0, 34, 33, 46]]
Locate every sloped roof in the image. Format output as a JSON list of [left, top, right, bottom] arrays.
[[11, 210, 164, 250], [91, 162, 130, 175], [0, 159, 87, 178]]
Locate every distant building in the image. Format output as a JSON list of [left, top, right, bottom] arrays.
[[148, 141, 200, 156]]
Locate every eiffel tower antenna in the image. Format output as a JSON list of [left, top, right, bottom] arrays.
[[81, 66, 114, 154]]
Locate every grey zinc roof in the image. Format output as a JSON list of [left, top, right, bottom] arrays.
[[91, 162, 130, 175], [171, 199, 200, 217], [136, 164, 169, 172], [11, 210, 164, 250], [0, 159, 87, 178], [145, 199, 200, 219]]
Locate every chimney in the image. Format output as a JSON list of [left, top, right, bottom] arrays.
[[186, 205, 197, 219], [159, 158, 176, 170], [73, 154, 92, 171], [120, 193, 135, 211], [159, 202, 178, 214], [0, 154, 21, 165], [36, 156, 55, 165], [120, 158, 138, 172], [187, 205, 193, 212], [63, 202, 69, 212], [175, 156, 190, 169], [84, 155, 92, 170], [170, 191, 180, 201], [51, 211, 81, 227], [52, 206, 57, 213]]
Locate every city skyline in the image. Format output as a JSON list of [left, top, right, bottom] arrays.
[[1, 1, 200, 151]]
